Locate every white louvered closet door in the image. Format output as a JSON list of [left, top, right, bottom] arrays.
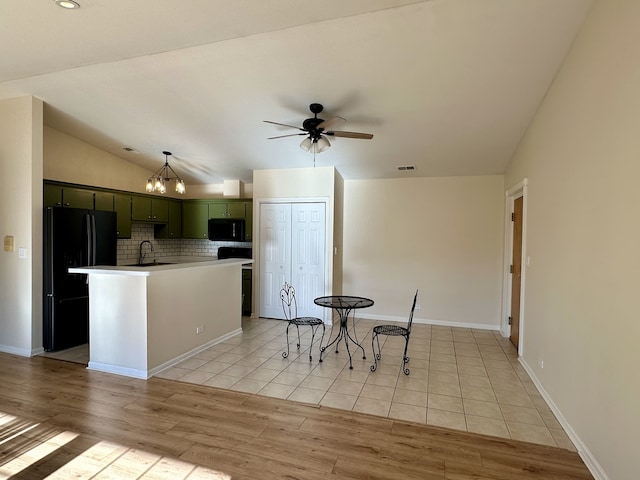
[[259, 202, 325, 319]]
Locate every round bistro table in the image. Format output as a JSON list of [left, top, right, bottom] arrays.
[[314, 295, 374, 369]]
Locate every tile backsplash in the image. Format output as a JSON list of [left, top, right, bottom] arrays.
[[117, 223, 252, 263]]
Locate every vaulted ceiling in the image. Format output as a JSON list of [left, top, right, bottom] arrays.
[[0, 0, 593, 184]]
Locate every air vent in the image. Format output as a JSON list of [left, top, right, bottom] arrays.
[[397, 165, 416, 171]]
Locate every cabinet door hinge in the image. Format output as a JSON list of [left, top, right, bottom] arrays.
[[510, 265, 513, 274], [508, 316, 512, 325]]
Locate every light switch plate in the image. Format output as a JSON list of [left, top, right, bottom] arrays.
[[18, 248, 26, 258]]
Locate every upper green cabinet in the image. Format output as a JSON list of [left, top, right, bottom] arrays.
[[208, 201, 246, 219], [131, 196, 169, 222], [114, 193, 132, 238], [94, 191, 114, 211], [182, 201, 209, 239], [155, 200, 182, 239], [44, 184, 94, 209], [43, 181, 252, 241]]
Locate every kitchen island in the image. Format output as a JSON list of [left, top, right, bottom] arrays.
[[69, 258, 251, 379]]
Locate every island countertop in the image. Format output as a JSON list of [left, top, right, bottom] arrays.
[[69, 258, 253, 276]]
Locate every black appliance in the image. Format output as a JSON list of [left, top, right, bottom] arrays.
[[43, 207, 117, 351], [208, 218, 245, 242], [217, 246, 252, 260]]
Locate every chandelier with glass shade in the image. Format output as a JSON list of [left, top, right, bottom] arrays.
[[146, 151, 186, 195]]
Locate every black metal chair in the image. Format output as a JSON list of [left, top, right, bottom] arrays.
[[281, 282, 325, 362], [370, 290, 418, 375]]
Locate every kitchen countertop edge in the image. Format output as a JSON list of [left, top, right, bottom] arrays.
[[69, 258, 253, 276]]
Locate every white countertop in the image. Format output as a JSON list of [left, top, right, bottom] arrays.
[[69, 258, 253, 276]]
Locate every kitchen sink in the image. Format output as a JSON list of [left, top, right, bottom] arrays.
[[124, 262, 174, 267]]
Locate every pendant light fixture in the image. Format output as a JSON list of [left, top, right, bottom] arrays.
[[145, 151, 186, 195]]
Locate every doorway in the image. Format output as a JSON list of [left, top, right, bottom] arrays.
[[502, 179, 528, 355]]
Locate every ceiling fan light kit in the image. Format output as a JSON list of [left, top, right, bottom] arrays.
[[299, 135, 330, 153], [265, 103, 373, 156], [145, 151, 186, 195]]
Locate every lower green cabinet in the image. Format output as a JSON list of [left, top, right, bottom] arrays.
[[242, 269, 252, 316]]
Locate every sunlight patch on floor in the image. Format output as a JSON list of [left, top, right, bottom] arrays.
[[0, 411, 231, 480]]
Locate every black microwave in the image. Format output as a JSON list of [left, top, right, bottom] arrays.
[[208, 218, 245, 242]]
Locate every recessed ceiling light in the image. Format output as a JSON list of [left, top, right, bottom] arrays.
[[55, 0, 80, 9]]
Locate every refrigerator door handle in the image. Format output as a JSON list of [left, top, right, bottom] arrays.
[[91, 214, 97, 266], [85, 214, 92, 266]]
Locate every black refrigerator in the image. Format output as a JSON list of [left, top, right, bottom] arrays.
[[43, 206, 117, 351]]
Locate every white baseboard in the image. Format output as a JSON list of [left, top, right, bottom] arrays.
[[356, 313, 500, 331], [518, 357, 609, 480], [87, 328, 244, 380], [0, 344, 33, 357], [149, 328, 243, 377], [87, 361, 149, 379]]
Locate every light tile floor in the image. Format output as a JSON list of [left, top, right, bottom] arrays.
[[155, 316, 576, 451]]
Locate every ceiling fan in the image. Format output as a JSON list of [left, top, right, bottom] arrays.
[[264, 103, 373, 154]]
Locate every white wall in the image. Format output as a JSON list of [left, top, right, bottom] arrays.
[[252, 166, 337, 313], [504, 0, 639, 478], [342, 176, 504, 328], [0, 96, 43, 355]]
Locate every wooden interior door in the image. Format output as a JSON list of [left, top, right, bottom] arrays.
[[509, 196, 523, 348]]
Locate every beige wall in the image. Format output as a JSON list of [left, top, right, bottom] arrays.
[[504, 0, 639, 477], [0, 96, 43, 355], [343, 176, 504, 328], [44, 126, 161, 195], [44, 126, 252, 199]]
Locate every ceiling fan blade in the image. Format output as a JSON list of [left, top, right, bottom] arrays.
[[263, 120, 306, 131], [267, 133, 307, 139], [326, 131, 374, 139], [317, 116, 346, 131]]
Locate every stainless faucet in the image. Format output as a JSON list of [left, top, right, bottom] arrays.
[[139, 240, 154, 264]]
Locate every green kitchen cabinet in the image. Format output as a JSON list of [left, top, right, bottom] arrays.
[[244, 202, 253, 241], [131, 196, 169, 222], [114, 193, 132, 238], [155, 199, 182, 238], [44, 184, 94, 209], [182, 201, 209, 239], [94, 191, 114, 211], [208, 201, 245, 219], [242, 268, 252, 316], [208, 202, 228, 219]]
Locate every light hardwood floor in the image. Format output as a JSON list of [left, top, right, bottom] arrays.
[[0, 353, 592, 479]]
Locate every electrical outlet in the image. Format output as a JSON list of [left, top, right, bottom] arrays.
[[196, 326, 204, 334], [538, 359, 544, 369], [415, 304, 421, 310]]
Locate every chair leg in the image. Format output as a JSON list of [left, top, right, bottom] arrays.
[[282, 322, 291, 359], [296, 324, 302, 351], [401, 334, 410, 375], [308, 324, 317, 362], [370, 332, 379, 372], [314, 323, 326, 362]]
